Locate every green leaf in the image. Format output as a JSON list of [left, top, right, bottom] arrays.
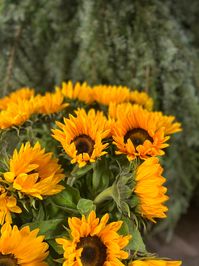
[[51, 185, 80, 210], [71, 164, 93, 177], [122, 217, 146, 253], [77, 198, 96, 215], [25, 218, 66, 240], [92, 159, 111, 192]]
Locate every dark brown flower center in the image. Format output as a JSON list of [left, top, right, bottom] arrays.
[[73, 134, 94, 156], [77, 235, 107, 266], [0, 254, 18, 266], [124, 128, 153, 147]]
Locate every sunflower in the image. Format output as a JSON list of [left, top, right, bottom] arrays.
[[35, 89, 69, 114], [0, 99, 36, 129], [3, 142, 64, 199], [108, 102, 139, 120], [0, 186, 21, 225], [112, 106, 169, 160], [0, 87, 34, 110], [155, 112, 182, 135], [0, 223, 48, 265], [56, 211, 131, 266], [129, 90, 154, 111], [133, 157, 168, 222], [52, 108, 111, 167], [92, 85, 130, 105], [130, 259, 182, 266], [57, 81, 93, 104]]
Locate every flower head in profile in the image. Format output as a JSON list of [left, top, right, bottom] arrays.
[[133, 157, 169, 222], [92, 84, 130, 105], [112, 106, 169, 160], [52, 108, 111, 167], [0, 223, 48, 265], [56, 211, 131, 266], [129, 90, 154, 111], [0, 87, 34, 110], [35, 89, 69, 115], [130, 259, 182, 266], [0, 186, 21, 225], [4, 142, 64, 199], [0, 99, 36, 129], [155, 112, 182, 135], [57, 81, 93, 104]]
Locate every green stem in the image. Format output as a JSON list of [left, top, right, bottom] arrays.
[[94, 186, 113, 205]]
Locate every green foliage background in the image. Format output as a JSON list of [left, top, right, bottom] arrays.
[[0, 0, 199, 236]]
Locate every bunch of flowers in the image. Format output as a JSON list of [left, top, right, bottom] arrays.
[[0, 82, 182, 266]]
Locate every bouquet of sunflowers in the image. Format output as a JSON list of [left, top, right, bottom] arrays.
[[0, 82, 182, 266]]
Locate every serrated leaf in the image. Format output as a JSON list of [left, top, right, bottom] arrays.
[[77, 198, 96, 215], [25, 218, 66, 240]]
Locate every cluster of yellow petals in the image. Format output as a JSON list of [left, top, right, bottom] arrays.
[[56, 211, 131, 266], [129, 90, 154, 111], [134, 157, 169, 222], [52, 108, 111, 167], [130, 259, 181, 266], [4, 142, 64, 199], [56, 81, 93, 104], [0, 223, 48, 265], [0, 186, 21, 225]]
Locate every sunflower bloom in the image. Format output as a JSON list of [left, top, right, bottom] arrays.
[[155, 112, 182, 135], [129, 90, 154, 111], [52, 108, 111, 167], [130, 259, 182, 266], [0, 186, 21, 225], [108, 102, 139, 120], [133, 157, 169, 222], [4, 142, 64, 199], [0, 87, 34, 110], [57, 81, 93, 104], [0, 223, 48, 265], [56, 211, 131, 266], [35, 89, 69, 115], [92, 85, 130, 105], [112, 106, 169, 160], [0, 99, 36, 129]]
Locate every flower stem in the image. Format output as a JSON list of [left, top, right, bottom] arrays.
[[94, 186, 113, 205]]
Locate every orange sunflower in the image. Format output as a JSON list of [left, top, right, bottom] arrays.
[[52, 108, 111, 167], [0, 186, 21, 225], [112, 106, 169, 160], [133, 157, 168, 222], [0, 87, 34, 110], [3, 142, 64, 199], [35, 89, 69, 114], [57, 81, 93, 104], [92, 84, 130, 105], [56, 211, 131, 266], [130, 259, 182, 266], [0, 223, 48, 265]]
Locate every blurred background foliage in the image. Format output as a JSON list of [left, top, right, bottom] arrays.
[[0, 0, 199, 238]]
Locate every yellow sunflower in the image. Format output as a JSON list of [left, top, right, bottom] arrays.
[[130, 259, 182, 266], [129, 90, 154, 111], [0, 87, 34, 110], [0, 186, 21, 225], [52, 108, 111, 167], [3, 142, 64, 199], [57, 81, 93, 104], [133, 157, 168, 222], [35, 89, 69, 114], [92, 84, 130, 105], [0, 223, 48, 265], [112, 106, 169, 160], [0, 99, 36, 129], [155, 112, 182, 135], [108, 102, 139, 120], [56, 211, 131, 266]]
